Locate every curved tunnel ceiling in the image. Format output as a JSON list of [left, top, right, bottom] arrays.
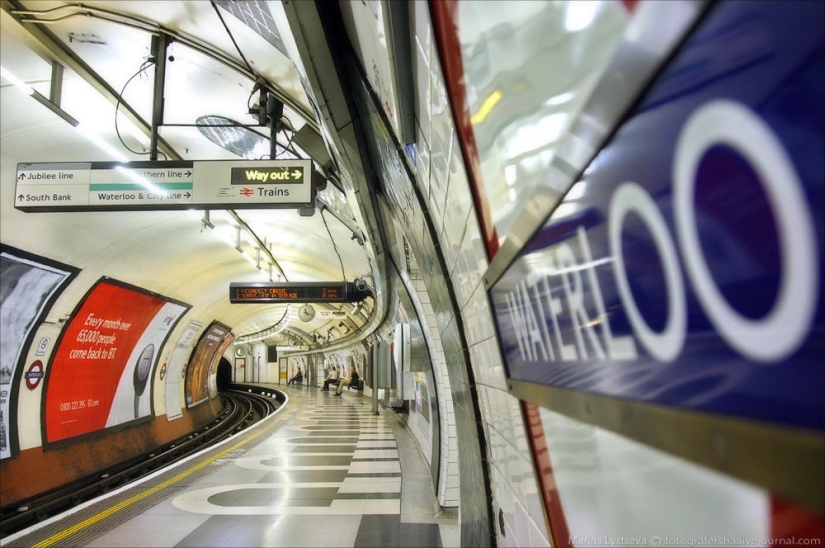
[[0, 0, 378, 348]]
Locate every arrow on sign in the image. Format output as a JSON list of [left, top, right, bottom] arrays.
[[18, 194, 24, 200], [185, 170, 192, 177], [18, 173, 26, 180], [291, 170, 301, 179], [184, 192, 191, 198]]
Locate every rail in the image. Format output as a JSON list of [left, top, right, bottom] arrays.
[[0, 387, 282, 536]]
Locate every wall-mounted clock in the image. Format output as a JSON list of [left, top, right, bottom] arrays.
[[299, 304, 316, 322], [235, 347, 245, 357]]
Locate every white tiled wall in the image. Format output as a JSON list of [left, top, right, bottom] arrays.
[[441, 136, 475, 274], [403, 264, 460, 508], [409, 2, 550, 545]]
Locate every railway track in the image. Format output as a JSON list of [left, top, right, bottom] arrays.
[[0, 387, 282, 537]]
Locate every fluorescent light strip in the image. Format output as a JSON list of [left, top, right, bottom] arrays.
[[1, 66, 35, 95], [234, 309, 292, 343], [201, 213, 274, 278], [2, 66, 129, 162], [240, 250, 258, 267], [114, 165, 164, 192]]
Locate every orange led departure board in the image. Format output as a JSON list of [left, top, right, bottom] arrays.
[[229, 282, 349, 303]]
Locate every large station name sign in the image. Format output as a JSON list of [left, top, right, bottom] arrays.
[[488, 1, 824, 431], [14, 159, 313, 212], [229, 281, 372, 304]]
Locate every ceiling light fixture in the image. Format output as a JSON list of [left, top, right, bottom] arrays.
[[470, 90, 502, 125], [565, 0, 600, 32], [196, 115, 298, 160]]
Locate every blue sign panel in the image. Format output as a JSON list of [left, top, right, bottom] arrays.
[[490, 0, 824, 430]]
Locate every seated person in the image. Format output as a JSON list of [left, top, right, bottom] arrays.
[[286, 367, 303, 386], [321, 366, 340, 391], [334, 366, 359, 396]]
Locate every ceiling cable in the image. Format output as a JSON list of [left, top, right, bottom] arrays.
[[321, 208, 347, 283], [114, 59, 159, 157], [11, 1, 317, 134]]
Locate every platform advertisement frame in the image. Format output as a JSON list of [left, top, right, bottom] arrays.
[[41, 277, 189, 446], [184, 321, 232, 409], [0, 245, 77, 460]]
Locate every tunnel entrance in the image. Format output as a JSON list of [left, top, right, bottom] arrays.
[[216, 357, 232, 390]]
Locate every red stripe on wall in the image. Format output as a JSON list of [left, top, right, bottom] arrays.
[[771, 496, 825, 545], [621, 0, 640, 13], [524, 402, 572, 547], [430, 0, 500, 260]]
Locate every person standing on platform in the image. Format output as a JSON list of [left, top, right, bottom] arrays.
[[334, 365, 359, 396], [321, 366, 340, 391]]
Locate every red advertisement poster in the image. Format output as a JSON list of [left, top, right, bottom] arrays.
[[44, 280, 186, 443]]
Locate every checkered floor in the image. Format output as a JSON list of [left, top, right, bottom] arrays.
[[10, 384, 458, 547]]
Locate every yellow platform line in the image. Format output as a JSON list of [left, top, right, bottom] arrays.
[[32, 427, 268, 548]]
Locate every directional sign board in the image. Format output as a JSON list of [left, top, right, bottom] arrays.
[[197, 161, 311, 207], [14, 159, 313, 212]]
